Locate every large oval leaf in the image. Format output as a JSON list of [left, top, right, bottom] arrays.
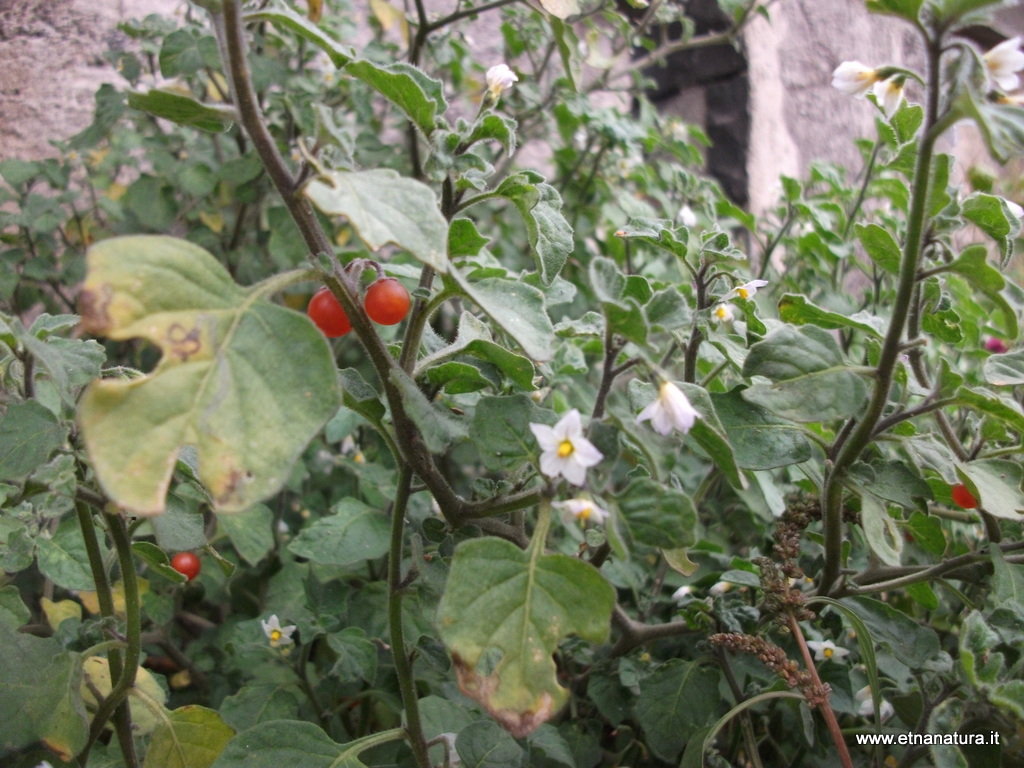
[[437, 537, 614, 738], [77, 236, 341, 515]]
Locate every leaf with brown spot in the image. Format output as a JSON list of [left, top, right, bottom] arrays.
[[436, 537, 614, 738], [77, 236, 340, 515]]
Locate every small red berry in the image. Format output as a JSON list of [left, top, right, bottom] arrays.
[[307, 287, 352, 337], [984, 337, 1008, 354], [951, 483, 978, 510], [170, 551, 201, 581], [364, 278, 411, 326]]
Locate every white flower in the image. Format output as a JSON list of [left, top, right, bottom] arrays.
[[832, 61, 881, 97], [726, 279, 769, 301], [556, 497, 609, 525], [709, 581, 732, 597], [985, 37, 1024, 92], [671, 585, 694, 603], [806, 640, 851, 662], [486, 64, 518, 98], [529, 409, 603, 486], [677, 204, 698, 227], [261, 614, 297, 648], [711, 303, 736, 324], [636, 381, 700, 436], [873, 77, 905, 116], [436, 733, 461, 766], [1005, 199, 1023, 221], [855, 685, 895, 721]]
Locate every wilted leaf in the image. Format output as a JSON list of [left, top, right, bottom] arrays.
[[437, 537, 614, 737], [77, 236, 340, 515]]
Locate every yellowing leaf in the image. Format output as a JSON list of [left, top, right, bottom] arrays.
[[77, 236, 341, 515], [78, 578, 149, 616], [306, 0, 323, 23], [198, 210, 225, 233], [41, 597, 82, 631], [81, 656, 167, 736]]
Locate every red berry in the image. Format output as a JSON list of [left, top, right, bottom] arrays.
[[170, 551, 201, 581], [307, 287, 351, 337], [364, 278, 411, 326], [951, 483, 978, 510]]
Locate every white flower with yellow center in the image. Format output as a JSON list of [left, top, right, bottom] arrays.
[[873, 77, 906, 116], [712, 303, 736, 324], [832, 61, 881, 97], [556, 497, 609, 525], [529, 409, 603, 486], [261, 614, 297, 648], [806, 639, 851, 662], [486, 63, 519, 99], [726, 279, 768, 301], [984, 37, 1024, 92], [636, 381, 700, 436]]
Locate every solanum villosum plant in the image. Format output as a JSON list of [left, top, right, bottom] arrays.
[[1, 0, 1024, 766]]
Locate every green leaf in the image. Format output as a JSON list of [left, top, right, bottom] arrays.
[[132, 541, 188, 584], [447, 272, 556, 362], [855, 223, 901, 275], [589, 257, 648, 346], [840, 595, 940, 668], [741, 325, 868, 422], [143, 705, 235, 768], [710, 390, 811, 470], [956, 89, 1024, 164], [77, 236, 341, 515], [127, 89, 235, 133], [437, 537, 614, 738], [959, 611, 1003, 687], [151, 490, 208, 552], [11, 316, 106, 407], [465, 114, 518, 157], [415, 312, 536, 390], [613, 478, 697, 550], [288, 499, 391, 566], [340, 368, 386, 424], [210, 720, 404, 768], [859, 495, 903, 567], [456, 720, 525, 768], [304, 169, 448, 272], [777, 293, 885, 337], [0, 623, 88, 761], [219, 503, 275, 566], [906, 511, 946, 556], [948, 244, 1004, 293], [0, 400, 67, 482], [36, 516, 96, 591], [849, 460, 933, 508], [984, 350, 1024, 386], [327, 627, 378, 683], [490, 172, 573, 285], [933, 0, 1010, 26], [962, 192, 1020, 263], [0, 585, 31, 629], [390, 368, 468, 453], [470, 395, 555, 472], [635, 660, 719, 762], [245, 2, 355, 67], [448, 218, 490, 259], [345, 60, 446, 137], [220, 685, 300, 732], [957, 459, 1024, 520], [955, 387, 1024, 436]]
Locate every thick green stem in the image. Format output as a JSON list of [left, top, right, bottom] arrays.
[[388, 466, 431, 768], [819, 33, 943, 594]]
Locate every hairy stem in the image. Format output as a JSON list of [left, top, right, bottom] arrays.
[[388, 466, 431, 768]]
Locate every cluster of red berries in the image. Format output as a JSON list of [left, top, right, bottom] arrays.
[[307, 278, 411, 338]]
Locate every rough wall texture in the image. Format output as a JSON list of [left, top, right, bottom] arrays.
[[0, 0, 181, 161]]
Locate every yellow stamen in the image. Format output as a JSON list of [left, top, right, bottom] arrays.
[[716, 307, 728, 319], [557, 440, 574, 458], [270, 629, 282, 643], [578, 505, 592, 520], [737, 287, 750, 299], [823, 647, 833, 659]]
